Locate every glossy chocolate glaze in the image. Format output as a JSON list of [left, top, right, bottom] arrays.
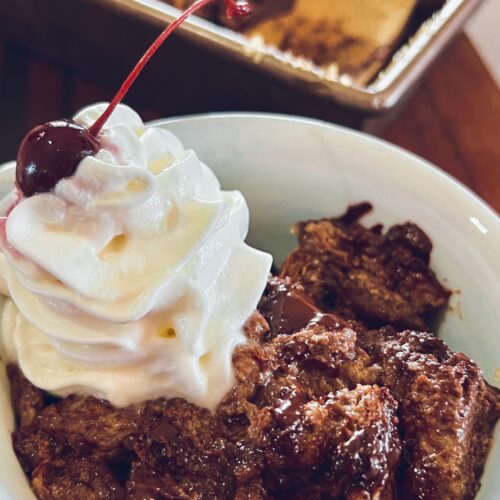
[[258, 277, 342, 340]]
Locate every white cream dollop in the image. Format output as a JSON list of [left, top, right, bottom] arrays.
[[0, 104, 272, 409]]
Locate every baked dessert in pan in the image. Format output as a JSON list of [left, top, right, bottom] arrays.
[[163, 0, 432, 84]]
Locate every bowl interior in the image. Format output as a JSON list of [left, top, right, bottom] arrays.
[[0, 113, 498, 499]]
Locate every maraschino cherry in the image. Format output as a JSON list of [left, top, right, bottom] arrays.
[[16, 0, 252, 197], [16, 121, 99, 198]]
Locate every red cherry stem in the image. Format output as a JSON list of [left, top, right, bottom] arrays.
[[89, 0, 251, 138]]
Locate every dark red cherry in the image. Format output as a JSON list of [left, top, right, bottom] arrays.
[[16, 120, 99, 197]]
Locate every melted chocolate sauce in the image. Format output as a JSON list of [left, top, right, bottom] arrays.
[[258, 278, 341, 340], [150, 419, 180, 443], [273, 385, 306, 426], [16, 120, 99, 197]]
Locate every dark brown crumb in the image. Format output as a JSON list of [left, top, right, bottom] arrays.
[[32, 395, 149, 461], [7, 364, 46, 427], [128, 399, 235, 499], [280, 203, 450, 330], [31, 456, 124, 500]]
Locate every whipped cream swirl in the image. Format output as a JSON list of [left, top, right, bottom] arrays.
[[0, 104, 272, 409]]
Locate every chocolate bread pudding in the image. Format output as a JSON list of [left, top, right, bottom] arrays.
[[7, 204, 499, 499], [280, 202, 450, 330]]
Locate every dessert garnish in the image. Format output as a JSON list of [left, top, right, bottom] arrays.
[[0, 0, 271, 410], [15, 0, 252, 198]]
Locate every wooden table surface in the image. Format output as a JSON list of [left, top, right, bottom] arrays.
[[0, 32, 498, 212]]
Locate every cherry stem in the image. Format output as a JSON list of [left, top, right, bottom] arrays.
[[89, 0, 218, 137]]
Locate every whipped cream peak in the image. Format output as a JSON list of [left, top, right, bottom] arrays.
[[0, 103, 272, 409]]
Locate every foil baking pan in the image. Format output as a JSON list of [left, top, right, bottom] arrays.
[[108, 0, 483, 112]]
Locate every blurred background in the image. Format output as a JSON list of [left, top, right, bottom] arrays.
[[0, 0, 498, 210]]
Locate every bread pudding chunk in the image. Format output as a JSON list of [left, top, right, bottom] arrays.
[[281, 202, 450, 330], [361, 327, 500, 499]]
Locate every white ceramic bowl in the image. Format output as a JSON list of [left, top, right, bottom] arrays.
[[0, 113, 498, 499]]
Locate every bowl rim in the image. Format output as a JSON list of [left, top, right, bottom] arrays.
[[151, 111, 499, 220]]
